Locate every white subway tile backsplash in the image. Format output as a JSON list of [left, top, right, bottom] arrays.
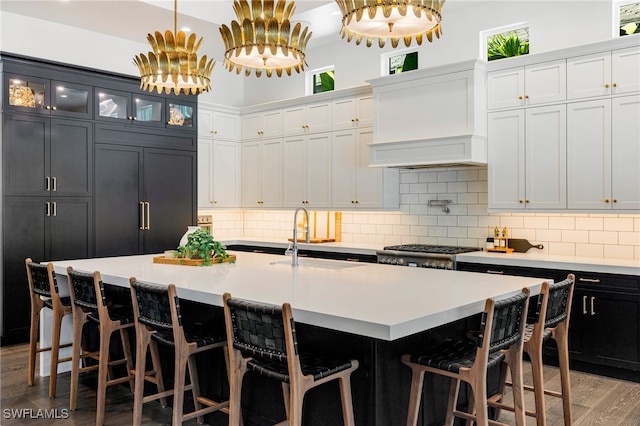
[[523, 216, 549, 229], [576, 243, 604, 257], [428, 182, 448, 193], [447, 182, 468, 193], [499, 216, 524, 229], [548, 216, 575, 230], [619, 232, 640, 246], [604, 217, 634, 232], [604, 244, 634, 259], [549, 242, 576, 256], [562, 230, 589, 243], [536, 229, 563, 242], [589, 231, 618, 245], [576, 217, 603, 230]]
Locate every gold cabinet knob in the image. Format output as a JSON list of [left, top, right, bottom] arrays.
[[355, 118, 359, 122], [46, 105, 51, 110], [52, 106, 57, 110], [518, 96, 523, 100], [525, 199, 530, 203], [524, 95, 529, 99], [612, 199, 618, 203], [605, 84, 610, 88], [210, 130, 215, 134], [612, 83, 617, 88], [605, 199, 610, 203], [519, 200, 524, 204]]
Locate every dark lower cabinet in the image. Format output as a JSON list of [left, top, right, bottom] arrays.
[[94, 144, 196, 257], [457, 262, 640, 378]]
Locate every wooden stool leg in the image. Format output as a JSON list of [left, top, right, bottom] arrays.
[[171, 345, 188, 426], [555, 325, 573, 426], [186, 355, 203, 424], [527, 342, 547, 426], [471, 373, 489, 426], [95, 323, 112, 426], [506, 348, 526, 426], [228, 357, 246, 426], [132, 329, 150, 426], [338, 375, 356, 426], [281, 382, 290, 421], [48, 308, 64, 398], [149, 340, 167, 407], [445, 379, 460, 426], [288, 385, 305, 426], [70, 311, 85, 412], [405, 366, 426, 426], [119, 328, 135, 392], [28, 303, 41, 387]]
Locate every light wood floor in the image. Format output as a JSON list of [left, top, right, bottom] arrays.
[[2, 342, 639, 425]]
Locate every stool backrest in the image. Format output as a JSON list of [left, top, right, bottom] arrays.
[[129, 280, 187, 346], [66, 267, 105, 315], [224, 296, 291, 362], [25, 258, 57, 298], [534, 274, 575, 330], [479, 288, 530, 354]]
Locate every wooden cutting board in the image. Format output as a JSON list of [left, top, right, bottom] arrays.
[[508, 239, 544, 253]]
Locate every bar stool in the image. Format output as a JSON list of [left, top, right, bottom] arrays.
[[129, 279, 230, 425], [67, 267, 136, 426], [223, 292, 359, 426], [401, 288, 530, 426], [489, 275, 575, 426], [25, 258, 73, 398]]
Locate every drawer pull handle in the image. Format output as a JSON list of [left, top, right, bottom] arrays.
[[582, 296, 587, 315], [486, 270, 504, 275], [590, 296, 595, 316], [579, 277, 600, 283]]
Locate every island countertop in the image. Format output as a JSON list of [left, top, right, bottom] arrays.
[[50, 252, 544, 341]]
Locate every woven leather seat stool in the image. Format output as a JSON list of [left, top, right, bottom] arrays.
[[67, 267, 137, 426], [489, 275, 575, 426], [401, 288, 530, 426], [25, 258, 73, 398], [129, 279, 230, 425], [223, 292, 359, 426]]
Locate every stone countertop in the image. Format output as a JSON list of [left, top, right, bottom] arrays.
[[457, 251, 640, 276], [51, 252, 543, 341]]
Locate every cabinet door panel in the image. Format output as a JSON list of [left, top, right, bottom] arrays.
[[94, 144, 144, 257], [241, 142, 261, 206], [355, 128, 382, 208], [50, 119, 93, 196], [283, 136, 306, 207], [305, 102, 331, 133], [49, 197, 92, 260], [283, 106, 305, 135], [332, 131, 357, 208], [612, 46, 640, 94], [568, 290, 590, 362], [488, 110, 525, 209], [260, 139, 283, 207], [3, 114, 50, 196], [524, 60, 566, 105], [144, 149, 196, 254], [612, 95, 640, 209], [332, 97, 357, 129], [567, 100, 611, 209], [212, 141, 241, 207], [567, 52, 611, 99], [487, 68, 524, 110], [198, 139, 213, 208], [306, 133, 332, 208]]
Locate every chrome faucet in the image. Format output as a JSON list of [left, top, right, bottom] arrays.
[[287, 207, 310, 266]]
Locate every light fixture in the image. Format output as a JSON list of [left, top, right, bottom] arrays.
[[133, 0, 214, 95], [335, 0, 445, 48], [219, 0, 312, 78]]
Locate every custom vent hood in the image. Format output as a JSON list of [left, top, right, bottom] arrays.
[[367, 60, 487, 168]]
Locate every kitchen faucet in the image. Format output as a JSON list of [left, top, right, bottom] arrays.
[[287, 207, 310, 266]]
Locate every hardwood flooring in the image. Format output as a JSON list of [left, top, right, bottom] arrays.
[[2, 342, 639, 425]]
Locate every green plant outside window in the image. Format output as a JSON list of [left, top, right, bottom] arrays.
[[619, 2, 640, 36], [313, 70, 335, 94], [487, 30, 530, 62], [389, 51, 418, 75]]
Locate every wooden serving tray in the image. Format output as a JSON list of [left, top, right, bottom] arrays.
[[486, 247, 515, 254], [153, 254, 236, 266]]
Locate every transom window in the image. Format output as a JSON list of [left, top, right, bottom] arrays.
[[481, 23, 530, 62]]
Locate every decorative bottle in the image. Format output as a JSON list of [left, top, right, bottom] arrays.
[[179, 226, 200, 248]]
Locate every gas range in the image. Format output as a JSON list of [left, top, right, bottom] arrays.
[[376, 244, 481, 270]]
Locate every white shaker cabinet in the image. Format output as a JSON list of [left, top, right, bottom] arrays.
[[332, 128, 399, 209], [242, 109, 283, 140], [567, 46, 640, 99], [487, 59, 566, 110], [568, 95, 640, 210], [488, 105, 567, 210], [241, 138, 283, 208], [197, 139, 241, 208], [197, 109, 241, 140], [282, 102, 332, 135], [282, 133, 332, 208], [331, 94, 373, 129]]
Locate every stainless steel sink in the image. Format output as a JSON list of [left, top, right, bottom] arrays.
[[269, 258, 362, 269]]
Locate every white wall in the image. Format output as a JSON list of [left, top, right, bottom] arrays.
[[243, 1, 614, 105], [0, 11, 244, 106]]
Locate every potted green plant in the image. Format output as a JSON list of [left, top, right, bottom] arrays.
[[176, 228, 233, 266], [487, 32, 529, 61]]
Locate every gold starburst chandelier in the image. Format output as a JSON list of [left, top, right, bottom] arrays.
[[133, 0, 214, 95], [219, 0, 312, 78], [335, 0, 445, 48]]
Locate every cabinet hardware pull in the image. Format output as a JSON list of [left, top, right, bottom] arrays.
[[46, 201, 51, 217], [582, 296, 587, 314], [52, 176, 57, 192], [604, 84, 610, 88], [346, 258, 360, 262], [578, 277, 600, 283], [52, 201, 57, 217], [46, 106, 51, 110], [525, 199, 530, 203], [46, 176, 51, 191], [487, 270, 504, 274], [145, 202, 150, 230], [52, 106, 57, 111], [518, 96, 523, 100], [519, 199, 523, 203], [612, 199, 617, 203], [355, 118, 359, 122], [140, 202, 145, 230], [612, 83, 617, 88], [524, 95, 529, 99], [590, 296, 595, 315]]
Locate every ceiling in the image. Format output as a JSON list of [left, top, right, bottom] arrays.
[[0, 0, 344, 48]]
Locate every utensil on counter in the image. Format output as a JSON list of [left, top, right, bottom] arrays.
[[508, 239, 544, 253]]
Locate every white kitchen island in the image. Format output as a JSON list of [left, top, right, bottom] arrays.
[[49, 252, 546, 426]]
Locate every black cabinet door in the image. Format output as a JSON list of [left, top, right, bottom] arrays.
[[50, 120, 93, 196], [3, 114, 50, 196], [49, 197, 93, 261], [2, 197, 47, 338], [94, 144, 144, 257], [567, 288, 590, 362], [143, 148, 196, 254]]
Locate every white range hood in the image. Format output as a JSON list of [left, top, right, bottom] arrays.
[[367, 60, 487, 168]]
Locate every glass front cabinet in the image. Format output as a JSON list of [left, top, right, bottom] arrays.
[[5, 73, 92, 119]]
